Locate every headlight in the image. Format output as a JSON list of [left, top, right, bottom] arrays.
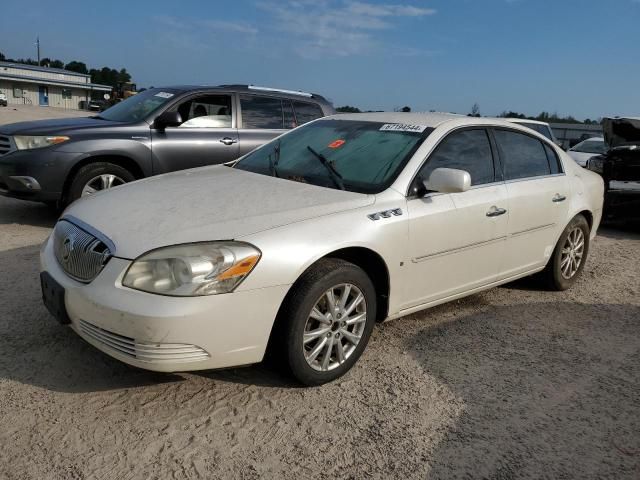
[[122, 242, 261, 296], [14, 135, 70, 150]]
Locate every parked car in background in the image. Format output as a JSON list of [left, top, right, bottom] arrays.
[[587, 117, 640, 215], [87, 99, 106, 111], [0, 92, 7, 107], [505, 118, 562, 147], [0, 85, 334, 207], [40, 113, 603, 385], [567, 137, 606, 167]]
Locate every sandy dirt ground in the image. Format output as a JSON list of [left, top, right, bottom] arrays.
[[0, 104, 93, 125], [0, 192, 638, 479]]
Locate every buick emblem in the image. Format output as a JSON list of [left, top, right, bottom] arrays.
[[62, 236, 75, 263]]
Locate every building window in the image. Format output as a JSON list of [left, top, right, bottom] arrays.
[[62, 88, 72, 99], [13, 86, 23, 98]]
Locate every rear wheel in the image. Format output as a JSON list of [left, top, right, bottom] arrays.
[[67, 162, 135, 205], [274, 258, 377, 386], [544, 214, 590, 291]]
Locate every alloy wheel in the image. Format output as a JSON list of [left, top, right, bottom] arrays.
[[81, 174, 126, 196], [560, 227, 585, 280], [303, 283, 367, 372]]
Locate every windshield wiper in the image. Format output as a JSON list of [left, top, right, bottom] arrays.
[[268, 140, 281, 177], [306, 145, 345, 190]]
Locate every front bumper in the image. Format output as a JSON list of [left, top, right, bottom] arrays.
[[0, 148, 79, 201], [40, 236, 290, 372]]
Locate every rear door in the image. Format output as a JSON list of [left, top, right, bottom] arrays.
[[237, 95, 292, 156], [150, 93, 239, 173], [492, 128, 570, 279]]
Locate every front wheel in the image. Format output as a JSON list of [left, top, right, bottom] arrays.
[[544, 214, 590, 291], [67, 162, 135, 205], [276, 258, 377, 386]]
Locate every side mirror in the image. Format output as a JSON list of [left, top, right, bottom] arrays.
[[153, 111, 182, 130], [425, 168, 471, 193]]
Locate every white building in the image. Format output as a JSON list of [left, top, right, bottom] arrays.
[[0, 62, 111, 110]]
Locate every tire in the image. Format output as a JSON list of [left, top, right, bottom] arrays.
[[66, 162, 136, 205], [274, 258, 377, 386], [543, 214, 590, 291]]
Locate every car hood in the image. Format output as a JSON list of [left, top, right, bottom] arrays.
[[603, 117, 640, 149], [0, 116, 123, 135], [63, 166, 375, 259]]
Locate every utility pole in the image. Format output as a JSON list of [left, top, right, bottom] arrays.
[[36, 36, 40, 65]]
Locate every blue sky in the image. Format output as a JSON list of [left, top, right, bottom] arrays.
[[0, 0, 637, 119]]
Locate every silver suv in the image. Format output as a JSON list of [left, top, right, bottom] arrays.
[[0, 85, 335, 207]]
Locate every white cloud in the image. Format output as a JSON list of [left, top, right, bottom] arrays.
[[259, 0, 436, 57]]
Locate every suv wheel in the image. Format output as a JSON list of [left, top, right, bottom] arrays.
[[67, 162, 135, 205], [275, 258, 377, 386]]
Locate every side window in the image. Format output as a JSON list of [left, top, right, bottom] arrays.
[[292, 101, 324, 126], [175, 95, 232, 128], [240, 95, 284, 129], [494, 130, 551, 180], [418, 129, 495, 186], [283, 100, 296, 129], [543, 143, 562, 174]]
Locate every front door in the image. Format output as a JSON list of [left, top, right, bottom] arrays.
[[38, 86, 48, 106], [151, 93, 239, 174], [402, 128, 509, 309], [491, 128, 570, 278]]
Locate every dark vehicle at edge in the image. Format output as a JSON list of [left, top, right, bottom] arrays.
[[587, 117, 640, 217], [0, 85, 334, 207]]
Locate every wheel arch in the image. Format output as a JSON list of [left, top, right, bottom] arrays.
[[264, 246, 391, 361], [62, 154, 146, 201]]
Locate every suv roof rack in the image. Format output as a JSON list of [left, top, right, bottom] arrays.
[[218, 84, 314, 98]]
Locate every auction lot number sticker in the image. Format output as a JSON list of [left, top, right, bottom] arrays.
[[379, 123, 428, 133]]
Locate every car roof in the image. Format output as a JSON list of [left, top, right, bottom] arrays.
[[158, 84, 330, 103], [504, 118, 551, 126], [323, 112, 536, 130]]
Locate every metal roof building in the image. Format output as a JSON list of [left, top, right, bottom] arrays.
[[0, 62, 111, 110]]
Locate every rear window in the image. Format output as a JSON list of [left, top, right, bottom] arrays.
[[494, 129, 551, 180], [293, 101, 324, 126], [240, 95, 285, 129], [573, 140, 606, 154], [518, 122, 553, 140]]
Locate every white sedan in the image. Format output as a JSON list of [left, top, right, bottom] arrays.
[[567, 137, 607, 167], [40, 113, 604, 385]]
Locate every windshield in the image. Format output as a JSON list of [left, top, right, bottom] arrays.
[[573, 139, 606, 154], [234, 119, 432, 193], [98, 88, 181, 122]]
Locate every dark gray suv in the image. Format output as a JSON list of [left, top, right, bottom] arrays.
[[0, 85, 334, 206]]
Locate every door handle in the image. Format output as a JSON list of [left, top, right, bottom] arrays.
[[219, 137, 238, 146], [486, 206, 507, 217], [552, 194, 567, 203]]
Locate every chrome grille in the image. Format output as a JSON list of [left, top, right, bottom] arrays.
[[53, 220, 112, 282], [79, 320, 210, 363], [0, 135, 13, 156]]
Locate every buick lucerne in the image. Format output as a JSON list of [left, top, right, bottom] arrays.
[[40, 113, 604, 385]]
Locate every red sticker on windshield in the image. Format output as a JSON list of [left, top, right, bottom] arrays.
[[328, 139, 345, 149]]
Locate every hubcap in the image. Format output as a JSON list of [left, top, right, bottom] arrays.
[[560, 227, 585, 280], [303, 283, 367, 372], [81, 174, 126, 196]]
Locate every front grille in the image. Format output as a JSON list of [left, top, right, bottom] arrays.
[[79, 320, 210, 363], [53, 220, 112, 282], [0, 135, 13, 156]]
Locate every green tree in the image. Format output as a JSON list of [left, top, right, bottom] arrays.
[[65, 61, 89, 74], [0, 51, 5, 61], [469, 102, 481, 117], [336, 105, 361, 113], [401, 106, 411, 112]]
